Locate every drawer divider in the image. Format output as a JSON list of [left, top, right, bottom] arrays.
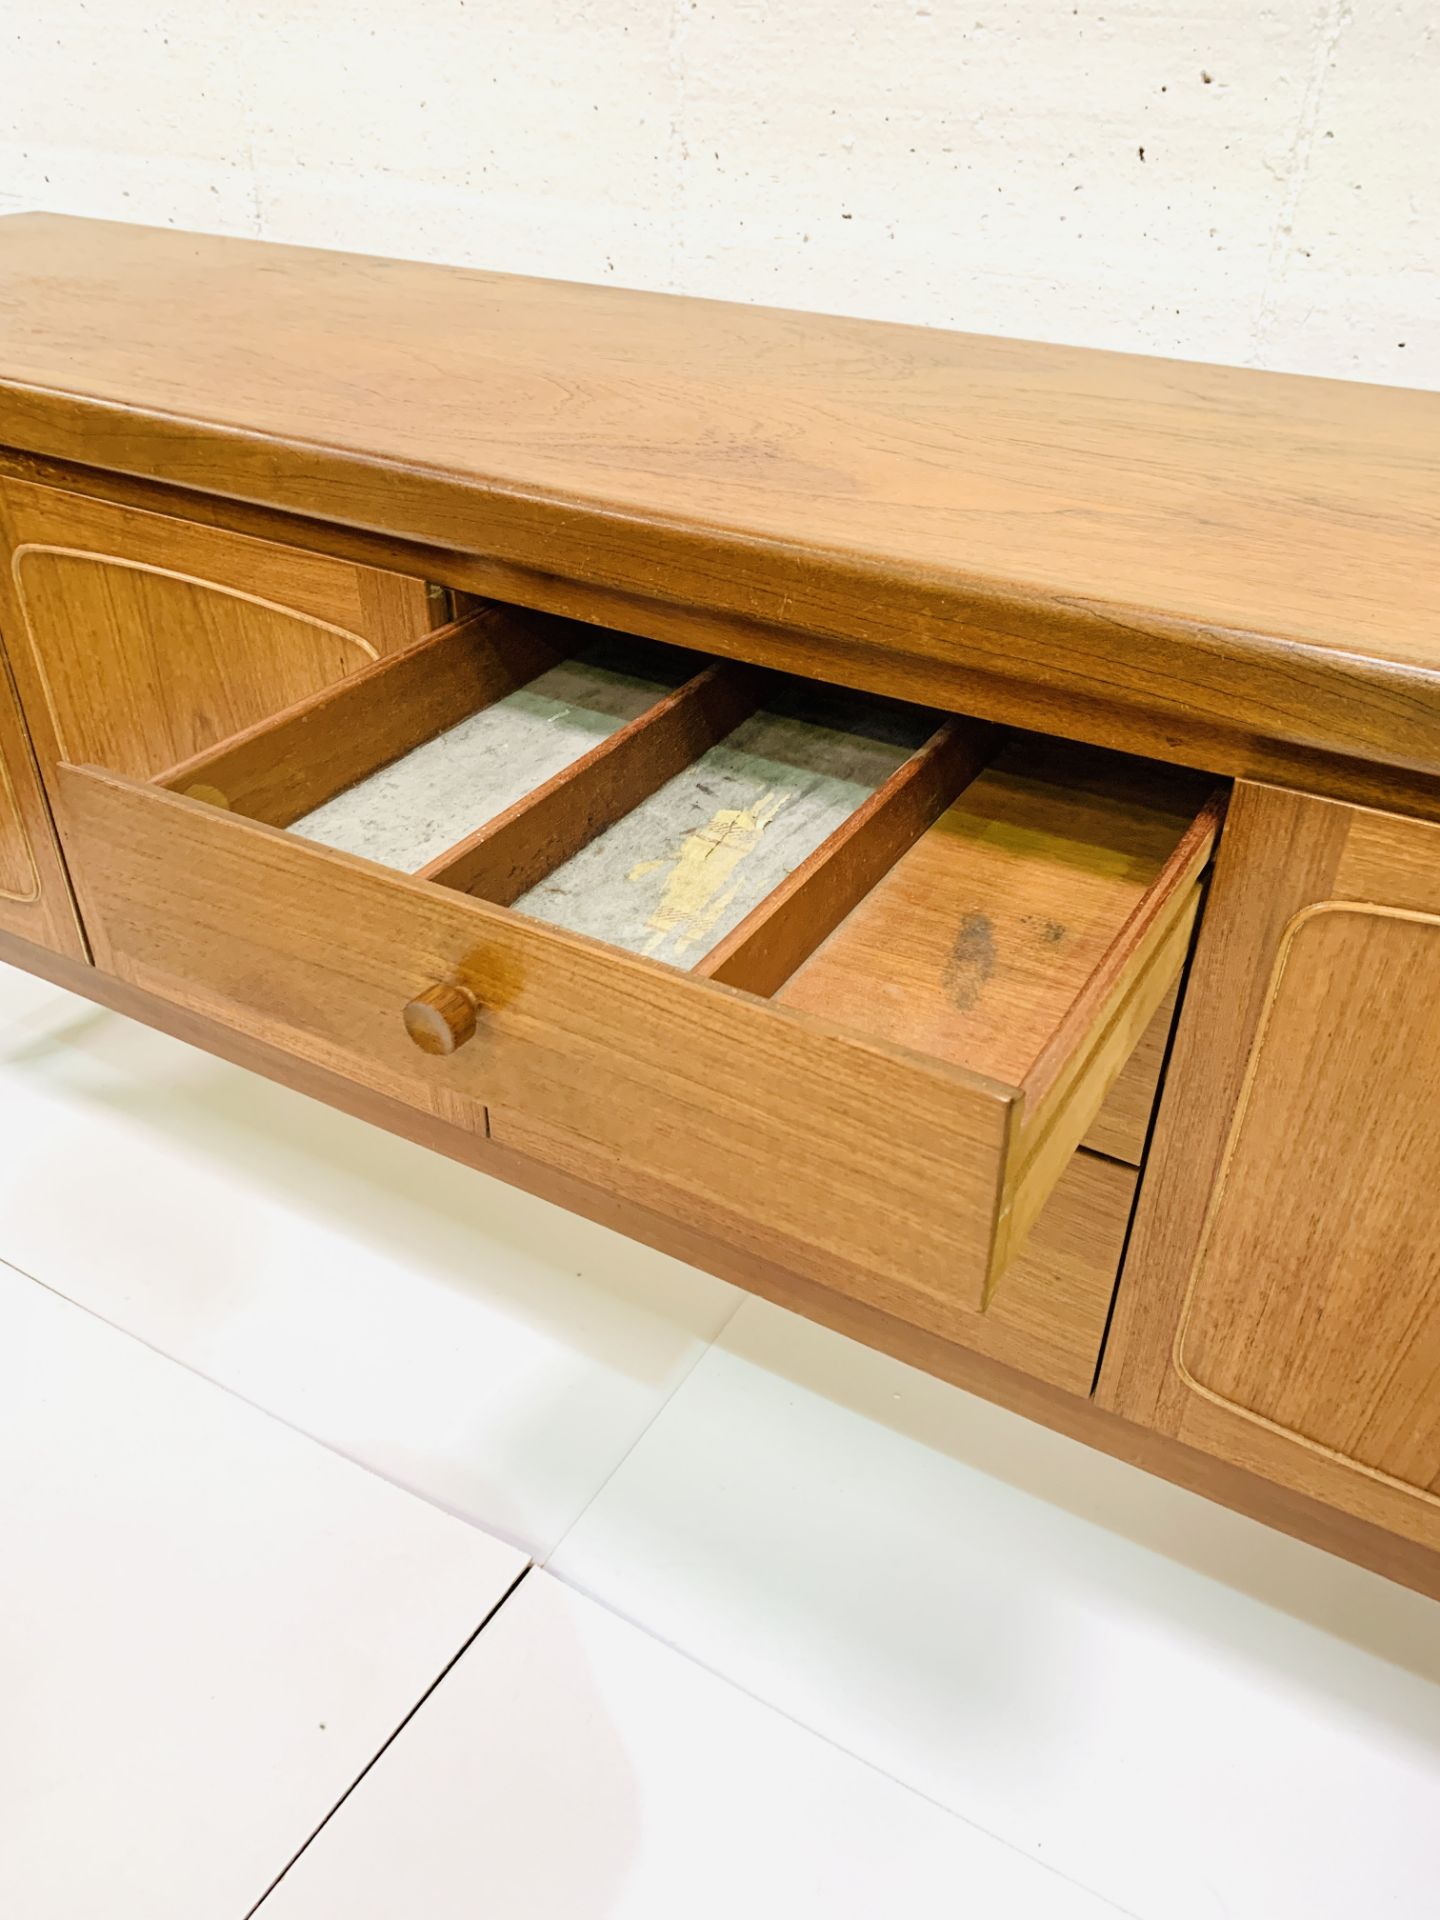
[[153, 603, 566, 827], [694, 716, 998, 997], [416, 661, 761, 904]]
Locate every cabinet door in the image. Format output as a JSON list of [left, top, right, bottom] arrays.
[[0, 641, 84, 958], [0, 479, 436, 787], [1100, 781, 1440, 1550]]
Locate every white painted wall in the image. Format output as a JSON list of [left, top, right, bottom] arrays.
[[1, 2, 1434, 384]]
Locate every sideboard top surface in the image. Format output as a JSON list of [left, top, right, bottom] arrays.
[[1, 214, 1436, 780]]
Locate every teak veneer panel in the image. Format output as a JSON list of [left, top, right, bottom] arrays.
[[1, 217, 1437, 782], [777, 741, 1208, 1086], [0, 477, 434, 787], [494, 1104, 1135, 1394], [1101, 783, 1440, 1551], [696, 716, 995, 997], [156, 605, 565, 828], [0, 647, 84, 958], [1180, 905, 1440, 1492], [1083, 983, 1176, 1165], [57, 763, 1022, 1340]]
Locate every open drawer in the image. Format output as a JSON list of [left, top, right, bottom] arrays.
[[56, 601, 1220, 1334]]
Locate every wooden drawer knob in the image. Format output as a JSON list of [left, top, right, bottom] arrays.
[[403, 983, 478, 1055]]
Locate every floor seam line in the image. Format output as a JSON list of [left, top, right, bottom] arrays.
[[0, 1254, 542, 1557], [540, 1288, 747, 1564], [243, 1563, 534, 1917]]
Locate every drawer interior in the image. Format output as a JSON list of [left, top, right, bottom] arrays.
[[293, 635, 695, 875], [153, 600, 1219, 1291], [510, 679, 934, 967], [157, 603, 1006, 986], [777, 738, 1196, 1083]]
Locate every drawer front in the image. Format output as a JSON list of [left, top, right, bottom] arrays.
[[59, 764, 1017, 1339], [56, 602, 1215, 1334]]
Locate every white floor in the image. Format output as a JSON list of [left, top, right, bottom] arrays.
[[2, 958, 1438, 1919], [0, 1266, 523, 1920]]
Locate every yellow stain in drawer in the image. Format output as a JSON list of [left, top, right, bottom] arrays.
[[630, 789, 788, 959]]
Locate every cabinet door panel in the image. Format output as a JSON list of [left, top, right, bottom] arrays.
[[1179, 903, 1440, 1489], [0, 479, 433, 785], [1100, 782, 1440, 1547], [0, 647, 84, 957]]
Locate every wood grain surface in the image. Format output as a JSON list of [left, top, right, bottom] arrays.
[[493, 1103, 1134, 1394], [0, 643, 85, 957], [696, 716, 995, 996], [157, 606, 560, 826], [776, 740, 1213, 1293], [2, 216, 1437, 781], [58, 762, 1024, 1338], [777, 740, 1208, 1084], [1179, 905, 1440, 1491], [0, 477, 434, 788], [1082, 983, 1177, 1165], [1, 450, 1435, 825], [1100, 782, 1440, 1553], [57, 713, 1210, 1313]]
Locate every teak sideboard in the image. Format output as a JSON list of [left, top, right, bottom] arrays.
[[1, 215, 1437, 1595]]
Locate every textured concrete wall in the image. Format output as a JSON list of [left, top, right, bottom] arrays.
[[1, 2, 1434, 384]]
